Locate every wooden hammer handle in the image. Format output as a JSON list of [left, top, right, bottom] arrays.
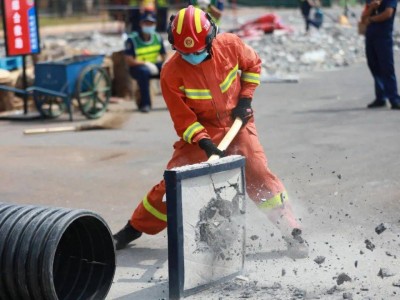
[[207, 117, 243, 162]]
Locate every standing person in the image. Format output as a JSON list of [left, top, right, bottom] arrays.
[[113, 5, 308, 258], [155, 0, 169, 32], [361, 0, 400, 109], [125, 11, 167, 113], [299, 0, 321, 33], [190, 0, 224, 26]]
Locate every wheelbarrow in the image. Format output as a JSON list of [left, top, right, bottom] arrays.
[[31, 55, 111, 120]]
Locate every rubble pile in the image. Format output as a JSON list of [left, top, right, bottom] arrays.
[[2, 10, 399, 83], [31, 32, 126, 61], [30, 23, 370, 78], [249, 24, 367, 78]]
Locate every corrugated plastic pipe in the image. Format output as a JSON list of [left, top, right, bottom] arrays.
[[0, 203, 115, 300]]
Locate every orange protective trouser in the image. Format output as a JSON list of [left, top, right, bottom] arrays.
[[130, 122, 288, 235]]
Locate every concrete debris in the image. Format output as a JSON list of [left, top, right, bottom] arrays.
[[300, 49, 326, 64], [375, 223, 388, 235], [249, 235, 259, 240], [284, 230, 309, 259], [239, 291, 253, 298], [314, 256, 326, 265], [327, 285, 337, 294], [364, 239, 375, 251], [385, 251, 395, 257], [291, 287, 306, 299], [215, 278, 311, 299], [260, 282, 282, 291], [291, 228, 304, 242], [378, 268, 395, 278], [222, 281, 242, 292], [235, 275, 249, 282], [249, 24, 367, 78], [336, 273, 352, 285], [195, 195, 243, 260], [343, 292, 353, 299]]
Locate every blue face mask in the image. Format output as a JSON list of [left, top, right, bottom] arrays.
[[181, 50, 209, 65], [142, 25, 156, 34]]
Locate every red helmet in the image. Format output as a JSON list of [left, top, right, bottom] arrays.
[[168, 5, 216, 54]]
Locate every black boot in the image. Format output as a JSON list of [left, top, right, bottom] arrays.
[[391, 103, 400, 110], [367, 99, 386, 108], [113, 221, 142, 250]]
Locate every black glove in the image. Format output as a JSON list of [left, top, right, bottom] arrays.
[[198, 138, 225, 158], [232, 98, 253, 125]]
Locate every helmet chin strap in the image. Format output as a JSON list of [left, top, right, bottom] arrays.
[[206, 37, 214, 55]]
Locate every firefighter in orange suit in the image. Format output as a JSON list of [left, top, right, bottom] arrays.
[[113, 5, 308, 258]]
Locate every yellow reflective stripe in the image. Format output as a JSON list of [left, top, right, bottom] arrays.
[[194, 7, 202, 33], [183, 121, 204, 143], [258, 191, 288, 210], [180, 86, 212, 99], [177, 9, 185, 34], [220, 64, 238, 93], [136, 53, 160, 63], [241, 72, 260, 85], [143, 195, 167, 222], [184, 88, 212, 100], [136, 44, 161, 55]]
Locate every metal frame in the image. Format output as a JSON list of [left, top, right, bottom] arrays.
[[164, 156, 246, 300]]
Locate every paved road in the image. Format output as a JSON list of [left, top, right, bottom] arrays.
[[1, 55, 400, 299]]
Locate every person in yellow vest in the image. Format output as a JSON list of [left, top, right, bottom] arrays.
[[125, 11, 167, 112], [191, 0, 224, 26]]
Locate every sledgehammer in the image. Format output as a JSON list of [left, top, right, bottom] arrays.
[[208, 117, 243, 162]]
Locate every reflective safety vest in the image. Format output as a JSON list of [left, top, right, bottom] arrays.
[[129, 32, 162, 63]]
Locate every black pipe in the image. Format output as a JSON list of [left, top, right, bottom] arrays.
[[0, 203, 115, 300]]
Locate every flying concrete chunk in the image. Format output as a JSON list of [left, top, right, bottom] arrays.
[[165, 155, 246, 300]]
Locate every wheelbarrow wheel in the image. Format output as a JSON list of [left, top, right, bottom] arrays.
[[76, 65, 111, 119], [34, 93, 66, 119]]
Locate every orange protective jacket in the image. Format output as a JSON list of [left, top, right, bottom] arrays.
[[131, 33, 287, 235], [161, 32, 261, 145]]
